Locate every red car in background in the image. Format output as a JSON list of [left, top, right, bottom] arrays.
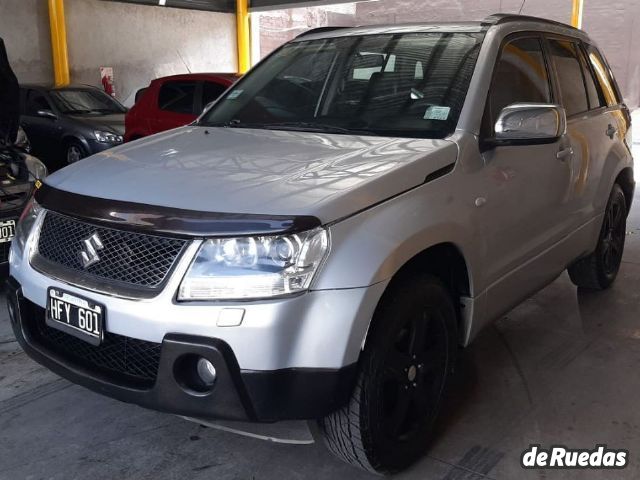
[[124, 73, 238, 142]]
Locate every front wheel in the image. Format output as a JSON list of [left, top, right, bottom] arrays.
[[65, 141, 87, 164], [568, 183, 627, 290], [320, 274, 457, 474]]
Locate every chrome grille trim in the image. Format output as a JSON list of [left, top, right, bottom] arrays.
[[32, 210, 189, 298]]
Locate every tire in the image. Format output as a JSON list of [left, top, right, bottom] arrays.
[[65, 141, 87, 164], [320, 274, 458, 474], [568, 183, 627, 290]]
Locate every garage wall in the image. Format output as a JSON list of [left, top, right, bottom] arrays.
[[0, 0, 236, 105], [65, 0, 236, 104], [0, 0, 54, 84]]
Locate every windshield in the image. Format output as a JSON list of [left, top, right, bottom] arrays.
[[50, 89, 126, 114], [200, 32, 483, 138]]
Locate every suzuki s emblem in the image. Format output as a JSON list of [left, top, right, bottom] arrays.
[[79, 233, 104, 269]]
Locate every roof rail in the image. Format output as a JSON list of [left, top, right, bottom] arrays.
[[296, 26, 350, 38], [482, 13, 578, 31]]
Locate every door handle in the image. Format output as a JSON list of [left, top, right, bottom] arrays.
[[556, 147, 574, 160], [606, 124, 617, 139]]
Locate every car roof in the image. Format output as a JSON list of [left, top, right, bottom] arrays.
[[19, 83, 102, 91], [293, 14, 587, 42]]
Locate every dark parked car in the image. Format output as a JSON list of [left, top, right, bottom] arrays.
[[0, 144, 46, 273], [125, 73, 238, 142], [19, 84, 126, 168]]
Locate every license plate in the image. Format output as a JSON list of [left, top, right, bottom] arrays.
[[46, 288, 105, 346], [0, 219, 16, 244]]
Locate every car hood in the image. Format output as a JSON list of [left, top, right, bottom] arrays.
[[45, 126, 458, 223], [68, 113, 125, 135]]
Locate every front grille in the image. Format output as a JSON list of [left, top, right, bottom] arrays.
[[36, 211, 188, 290], [0, 239, 10, 263], [30, 305, 161, 387]]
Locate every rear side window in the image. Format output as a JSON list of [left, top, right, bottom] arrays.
[[158, 81, 197, 114], [577, 46, 606, 109], [135, 87, 148, 104], [483, 37, 551, 135], [586, 47, 621, 106], [202, 81, 227, 106], [547, 39, 589, 116]]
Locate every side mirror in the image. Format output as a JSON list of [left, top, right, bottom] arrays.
[[484, 103, 566, 149], [37, 109, 57, 120]]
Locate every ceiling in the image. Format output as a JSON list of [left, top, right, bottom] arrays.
[[101, 0, 359, 13]]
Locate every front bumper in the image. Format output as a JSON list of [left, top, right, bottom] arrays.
[[7, 277, 357, 421], [0, 206, 25, 270]]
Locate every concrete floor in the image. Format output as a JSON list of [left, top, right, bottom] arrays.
[[1, 154, 640, 480]]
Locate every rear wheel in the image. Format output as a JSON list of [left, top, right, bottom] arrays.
[[320, 274, 457, 474], [568, 184, 627, 290]]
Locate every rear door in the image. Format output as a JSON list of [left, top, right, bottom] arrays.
[[582, 44, 631, 216], [152, 80, 198, 133], [544, 36, 612, 228]]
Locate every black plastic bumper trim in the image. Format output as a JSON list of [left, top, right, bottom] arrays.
[[7, 277, 357, 422], [35, 183, 322, 237]]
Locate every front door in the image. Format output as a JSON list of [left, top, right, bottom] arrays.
[[476, 35, 574, 317], [152, 80, 198, 133]]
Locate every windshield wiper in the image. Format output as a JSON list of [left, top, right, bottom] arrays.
[[261, 122, 369, 135], [63, 109, 92, 114], [90, 108, 121, 114], [199, 119, 250, 128], [201, 119, 376, 136]]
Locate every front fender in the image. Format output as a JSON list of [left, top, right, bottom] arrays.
[[314, 166, 480, 295]]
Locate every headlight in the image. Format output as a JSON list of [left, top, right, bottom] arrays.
[[13, 198, 41, 259], [24, 154, 47, 180], [94, 130, 123, 143], [178, 228, 329, 300]]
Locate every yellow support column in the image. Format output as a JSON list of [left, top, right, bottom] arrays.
[[571, 0, 584, 29], [48, 0, 70, 86], [236, 0, 251, 74]]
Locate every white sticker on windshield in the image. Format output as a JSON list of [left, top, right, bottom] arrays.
[[423, 106, 450, 121], [227, 90, 243, 99]]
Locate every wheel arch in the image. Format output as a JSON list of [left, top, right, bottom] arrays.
[[615, 166, 635, 215], [362, 242, 473, 351], [388, 242, 471, 299], [61, 134, 90, 153]]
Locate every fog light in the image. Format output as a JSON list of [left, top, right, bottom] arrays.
[[196, 358, 217, 386]]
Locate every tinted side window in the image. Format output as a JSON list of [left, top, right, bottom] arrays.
[[202, 81, 227, 106], [135, 87, 148, 104], [158, 81, 197, 114], [577, 46, 606, 109], [25, 90, 51, 115], [548, 39, 589, 116], [587, 47, 621, 106], [484, 37, 551, 134]]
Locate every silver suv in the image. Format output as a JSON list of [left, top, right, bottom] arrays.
[[7, 14, 634, 474]]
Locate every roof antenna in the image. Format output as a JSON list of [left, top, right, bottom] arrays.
[[518, 0, 527, 14], [176, 49, 192, 74]]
